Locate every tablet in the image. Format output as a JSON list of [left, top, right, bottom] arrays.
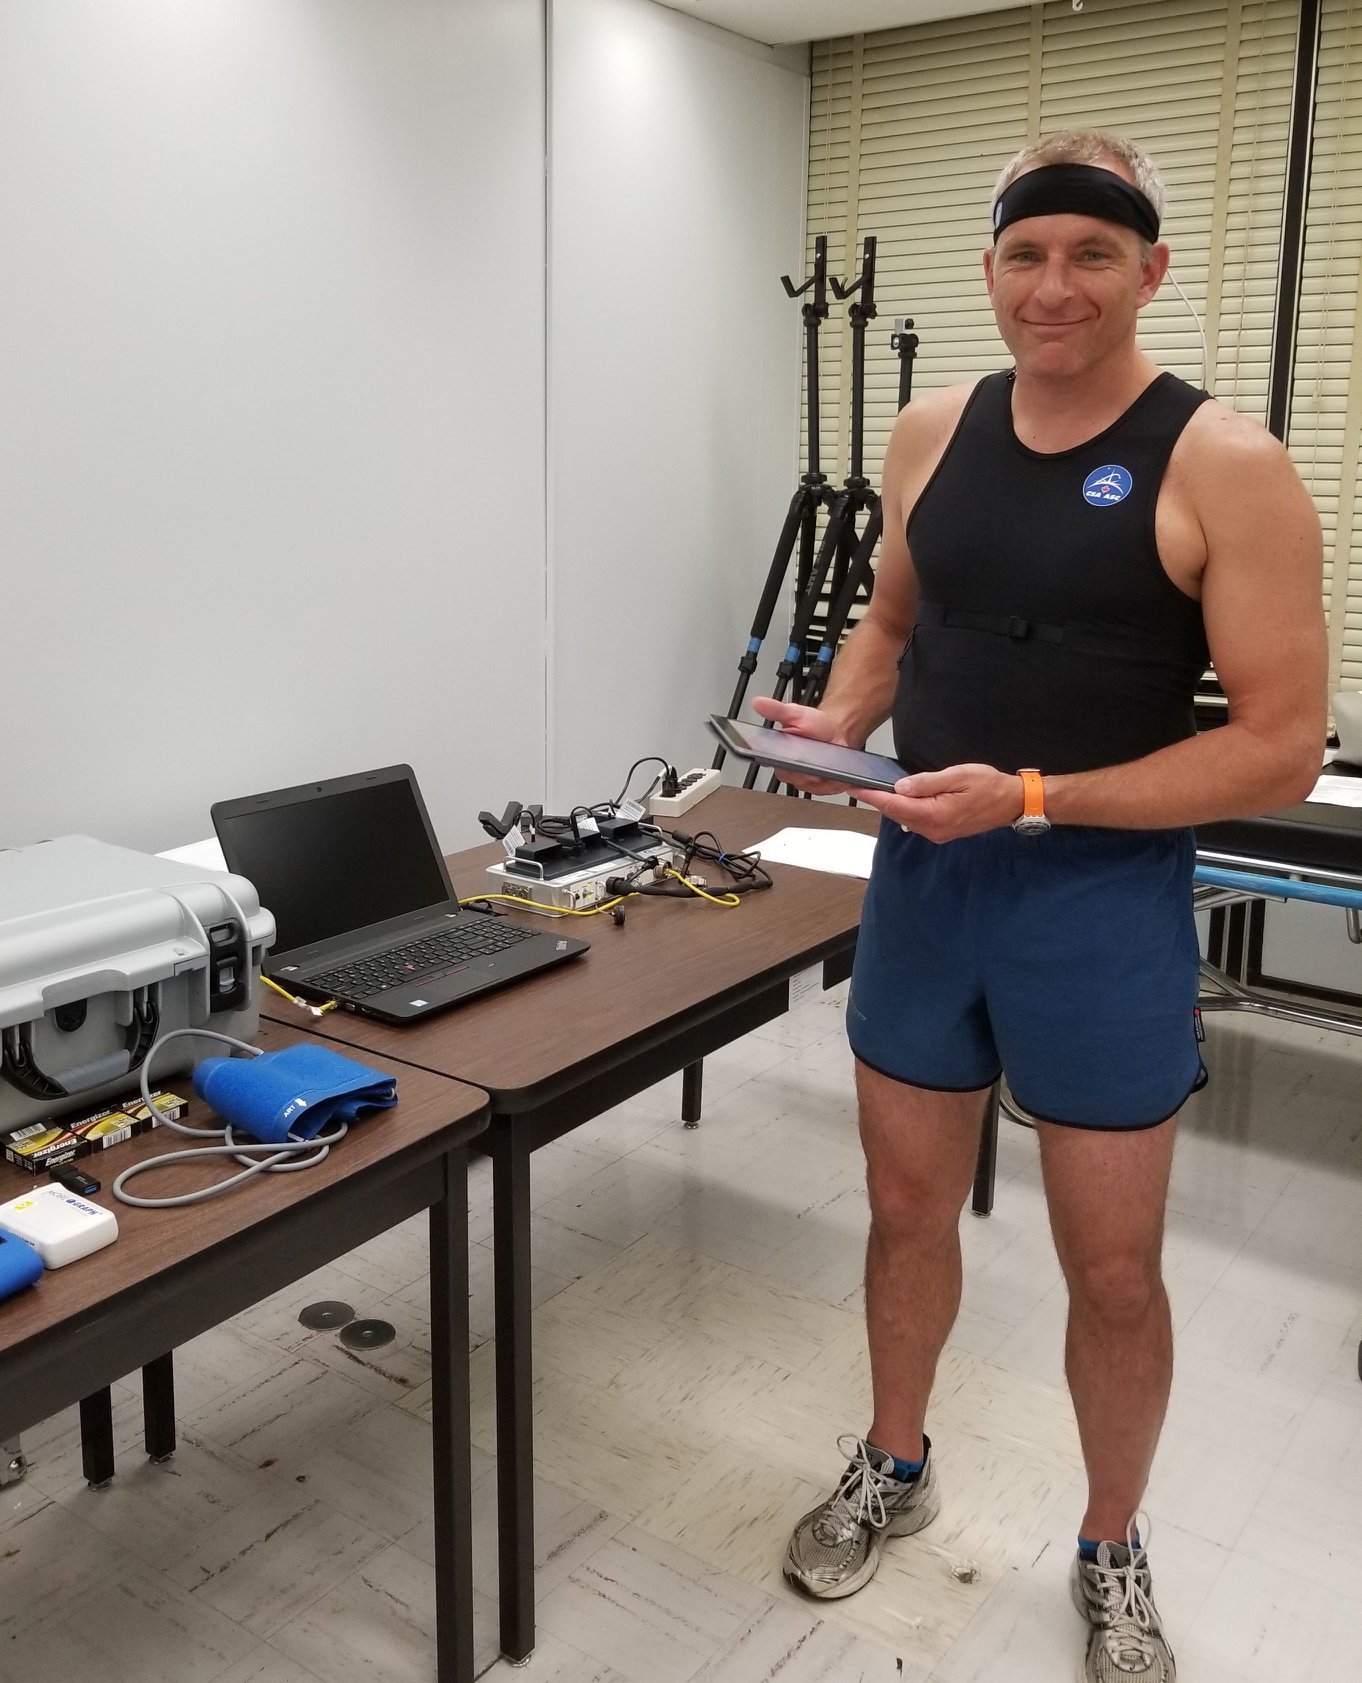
[[707, 715, 907, 793]]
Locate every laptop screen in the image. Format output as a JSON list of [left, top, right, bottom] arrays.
[[213, 771, 453, 955]]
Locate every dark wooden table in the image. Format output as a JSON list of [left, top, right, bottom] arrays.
[[0, 1021, 489, 1683], [262, 785, 880, 1662]]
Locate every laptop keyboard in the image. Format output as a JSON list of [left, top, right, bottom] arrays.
[[310, 920, 538, 999]]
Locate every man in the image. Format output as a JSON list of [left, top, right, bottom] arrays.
[[757, 131, 1326, 1683]]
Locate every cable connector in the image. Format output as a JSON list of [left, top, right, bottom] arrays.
[[649, 768, 721, 819]]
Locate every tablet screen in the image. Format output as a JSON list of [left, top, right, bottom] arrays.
[[708, 716, 906, 792]]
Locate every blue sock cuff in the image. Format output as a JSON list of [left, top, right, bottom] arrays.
[[891, 1454, 924, 1482], [1078, 1531, 1142, 1561]]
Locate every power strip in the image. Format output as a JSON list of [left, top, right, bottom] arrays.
[[649, 768, 722, 819]]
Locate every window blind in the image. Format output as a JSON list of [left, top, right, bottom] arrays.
[[800, 0, 1297, 652]]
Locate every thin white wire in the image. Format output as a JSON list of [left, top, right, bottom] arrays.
[[1166, 269, 1209, 391], [112, 1027, 347, 1209]]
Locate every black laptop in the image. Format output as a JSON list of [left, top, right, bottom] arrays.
[[212, 765, 588, 1023]]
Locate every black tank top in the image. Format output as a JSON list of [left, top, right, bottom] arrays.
[[892, 369, 1211, 777]]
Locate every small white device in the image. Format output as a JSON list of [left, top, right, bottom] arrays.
[[0, 1183, 119, 1267], [648, 768, 722, 819]]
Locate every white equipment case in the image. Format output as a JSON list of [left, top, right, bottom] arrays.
[[0, 835, 274, 1138]]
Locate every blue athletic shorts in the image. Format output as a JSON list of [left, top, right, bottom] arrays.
[[847, 820, 1205, 1129]]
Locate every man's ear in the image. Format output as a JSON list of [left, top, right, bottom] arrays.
[[983, 245, 995, 300], [1139, 240, 1171, 307]]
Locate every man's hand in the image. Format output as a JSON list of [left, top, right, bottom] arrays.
[[750, 695, 860, 795], [854, 763, 1023, 843]]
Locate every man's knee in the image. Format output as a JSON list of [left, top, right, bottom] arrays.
[[865, 1158, 960, 1242], [1064, 1250, 1163, 1327]]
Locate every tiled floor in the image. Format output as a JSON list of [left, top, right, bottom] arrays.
[[3, 986, 1360, 1683]]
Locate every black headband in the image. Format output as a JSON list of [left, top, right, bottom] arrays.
[[992, 163, 1161, 245]]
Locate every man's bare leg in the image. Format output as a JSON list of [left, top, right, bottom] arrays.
[[783, 1061, 994, 1599], [857, 1060, 993, 1464], [1036, 1115, 1178, 1541]]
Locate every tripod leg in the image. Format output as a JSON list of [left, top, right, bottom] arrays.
[[718, 488, 814, 761], [803, 500, 882, 710], [747, 494, 856, 789]]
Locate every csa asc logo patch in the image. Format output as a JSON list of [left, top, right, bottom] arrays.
[[1082, 464, 1132, 506]]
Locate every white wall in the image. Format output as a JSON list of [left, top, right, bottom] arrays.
[[0, 0, 546, 853], [547, 0, 808, 805]]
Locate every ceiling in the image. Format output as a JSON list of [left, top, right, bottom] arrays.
[[651, 0, 1020, 47]]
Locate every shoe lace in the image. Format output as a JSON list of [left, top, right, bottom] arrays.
[[1083, 1513, 1160, 1673], [812, 1436, 893, 1546]]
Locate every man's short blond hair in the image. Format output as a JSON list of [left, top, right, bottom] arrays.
[[992, 130, 1166, 221]]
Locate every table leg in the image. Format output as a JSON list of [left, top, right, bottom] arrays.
[[493, 1125, 535, 1663], [142, 1353, 176, 1461], [79, 1388, 115, 1488], [430, 1147, 474, 1683], [971, 1083, 999, 1218], [682, 1060, 703, 1129]]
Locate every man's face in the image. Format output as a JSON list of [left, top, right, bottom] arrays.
[[982, 168, 1169, 379]]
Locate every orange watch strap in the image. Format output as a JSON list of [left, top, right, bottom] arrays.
[[1018, 768, 1044, 819]]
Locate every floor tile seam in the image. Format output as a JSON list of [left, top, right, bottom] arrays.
[[1180, 1280, 1357, 1351], [38, 1410, 280, 1515], [188, 1342, 382, 1426], [102, 1555, 272, 1661], [204, 1640, 328, 1683], [1224, 1217, 1362, 1283], [0, 1501, 148, 1622], [816, 1585, 963, 1669], [238, 1516, 396, 1641], [0, 1491, 55, 1538], [147, 1425, 391, 1564], [45, 1456, 284, 1571], [1186, 1530, 1362, 1630]]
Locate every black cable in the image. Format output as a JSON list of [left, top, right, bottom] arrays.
[[623, 827, 773, 899], [614, 756, 676, 806]]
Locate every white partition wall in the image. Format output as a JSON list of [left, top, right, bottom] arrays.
[[0, 0, 547, 852], [546, 0, 809, 806]]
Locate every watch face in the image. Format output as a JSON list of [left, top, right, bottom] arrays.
[[1013, 816, 1051, 837]]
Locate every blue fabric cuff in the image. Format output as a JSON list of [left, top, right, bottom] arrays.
[[193, 1043, 398, 1144]]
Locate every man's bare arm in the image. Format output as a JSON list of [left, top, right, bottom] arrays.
[[854, 414, 1326, 840], [1043, 418, 1326, 827]]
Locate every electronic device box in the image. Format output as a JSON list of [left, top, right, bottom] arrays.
[[485, 813, 678, 914]]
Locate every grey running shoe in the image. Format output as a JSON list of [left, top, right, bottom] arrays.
[[783, 1434, 939, 1599], [1071, 1522, 1176, 1683]]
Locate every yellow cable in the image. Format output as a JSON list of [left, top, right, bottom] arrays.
[[664, 869, 740, 907], [458, 892, 632, 917], [258, 973, 339, 1014]]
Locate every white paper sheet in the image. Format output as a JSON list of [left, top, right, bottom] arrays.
[[156, 836, 228, 870], [1304, 774, 1362, 809], [751, 827, 877, 878]]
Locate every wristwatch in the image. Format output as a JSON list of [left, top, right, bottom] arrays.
[[1012, 768, 1051, 837]]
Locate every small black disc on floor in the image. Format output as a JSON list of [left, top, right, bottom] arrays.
[[299, 1300, 355, 1331], [339, 1318, 396, 1350]]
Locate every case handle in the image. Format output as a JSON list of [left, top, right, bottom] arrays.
[[1, 991, 160, 1101]]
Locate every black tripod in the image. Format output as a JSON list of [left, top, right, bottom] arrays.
[[712, 236, 834, 766], [739, 236, 883, 788], [799, 315, 919, 711]]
